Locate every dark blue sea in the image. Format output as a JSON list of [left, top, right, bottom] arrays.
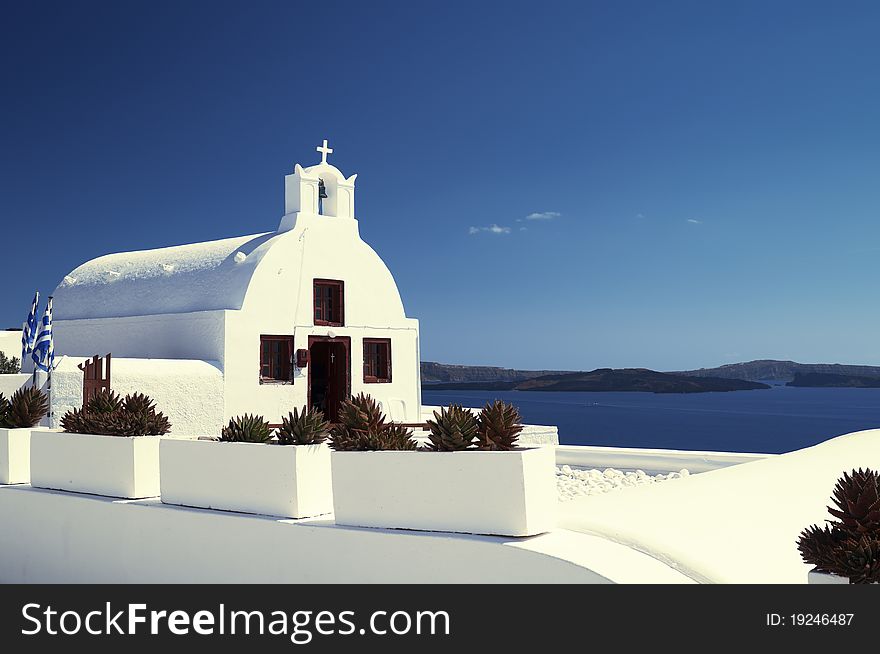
[[422, 384, 880, 454]]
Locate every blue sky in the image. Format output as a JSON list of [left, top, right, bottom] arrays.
[[3, 1, 880, 371]]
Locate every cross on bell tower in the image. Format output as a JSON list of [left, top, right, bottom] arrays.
[[280, 140, 358, 229], [316, 139, 333, 165]]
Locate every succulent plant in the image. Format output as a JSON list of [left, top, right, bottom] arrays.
[[425, 404, 478, 451], [828, 468, 880, 536], [122, 392, 157, 416], [220, 414, 273, 443], [60, 406, 90, 435], [0, 393, 10, 428], [797, 524, 847, 573], [329, 393, 417, 451], [277, 406, 330, 445], [831, 535, 880, 584], [7, 386, 49, 428], [475, 400, 523, 451], [86, 389, 123, 414], [797, 468, 880, 583], [378, 422, 418, 451], [60, 390, 171, 436]]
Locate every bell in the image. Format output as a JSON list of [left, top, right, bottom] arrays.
[[318, 178, 328, 199]]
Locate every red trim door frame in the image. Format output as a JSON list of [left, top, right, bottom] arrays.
[[307, 335, 351, 423]]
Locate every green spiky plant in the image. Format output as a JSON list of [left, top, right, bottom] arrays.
[[6, 387, 49, 428], [86, 389, 123, 414], [797, 468, 880, 583], [425, 404, 479, 451], [220, 414, 273, 443], [0, 393, 10, 428], [329, 393, 417, 451], [60, 390, 171, 437], [475, 400, 523, 451], [276, 406, 330, 445], [120, 392, 155, 416], [828, 469, 880, 536]]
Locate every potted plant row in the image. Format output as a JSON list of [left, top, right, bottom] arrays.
[[160, 408, 333, 519], [329, 395, 556, 537], [797, 468, 880, 584], [30, 390, 171, 499], [0, 387, 49, 484]]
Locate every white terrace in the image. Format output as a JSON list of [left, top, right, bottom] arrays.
[[1, 429, 875, 583]]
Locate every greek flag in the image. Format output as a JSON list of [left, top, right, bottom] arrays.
[[32, 297, 54, 373], [21, 291, 39, 363]]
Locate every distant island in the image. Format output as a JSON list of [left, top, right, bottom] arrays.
[[671, 359, 880, 383], [786, 372, 880, 388], [424, 368, 770, 394], [421, 359, 880, 392]]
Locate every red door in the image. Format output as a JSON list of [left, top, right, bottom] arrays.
[[307, 336, 350, 422]]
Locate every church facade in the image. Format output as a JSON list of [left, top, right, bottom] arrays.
[[49, 142, 421, 433]]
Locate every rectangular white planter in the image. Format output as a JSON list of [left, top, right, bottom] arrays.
[[0, 428, 31, 485], [807, 570, 850, 584], [160, 439, 333, 519], [30, 431, 160, 499], [331, 446, 557, 536]]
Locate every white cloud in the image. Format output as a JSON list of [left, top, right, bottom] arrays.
[[525, 211, 561, 221], [687, 218, 702, 224], [468, 224, 511, 235], [636, 213, 645, 219]]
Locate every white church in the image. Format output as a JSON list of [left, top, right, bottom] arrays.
[[47, 141, 421, 434]]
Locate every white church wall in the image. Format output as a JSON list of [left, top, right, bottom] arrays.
[[50, 356, 224, 436], [0, 374, 29, 398], [0, 330, 21, 361], [224, 213, 421, 423], [47, 146, 424, 429], [53, 311, 226, 363]]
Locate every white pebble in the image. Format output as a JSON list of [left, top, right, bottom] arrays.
[[555, 465, 687, 501]]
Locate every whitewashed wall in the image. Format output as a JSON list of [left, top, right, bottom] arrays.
[[0, 374, 29, 398], [223, 213, 421, 423], [51, 356, 224, 436], [53, 311, 226, 363], [0, 330, 21, 363]]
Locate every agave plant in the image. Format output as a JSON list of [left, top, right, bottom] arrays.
[[475, 400, 523, 451], [60, 390, 171, 437], [7, 386, 49, 428], [122, 392, 157, 416], [425, 404, 478, 451], [86, 389, 123, 414], [0, 393, 10, 428], [798, 468, 880, 583], [277, 406, 330, 445], [329, 393, 417, 451], [828, 468, 880, 536], [377, 423, 418, 451], [220, 414, 273, 443], [60, 406, 90, 435]]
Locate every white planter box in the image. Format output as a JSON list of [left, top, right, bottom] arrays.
[[160, 439, 333, 519], [807, 570, 850, 584], [0, 428, 32, 485], [30, 431, 160, 499], [331, 446, 557, 536]]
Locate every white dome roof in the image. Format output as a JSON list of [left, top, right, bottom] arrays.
[[53, 216, 409, 326], [53, 231, 282, 320]]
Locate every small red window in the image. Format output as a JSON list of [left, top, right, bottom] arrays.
[[260, 335, 293, 383], [314, 279, 344, 326], [363, 339, 391, 383]]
